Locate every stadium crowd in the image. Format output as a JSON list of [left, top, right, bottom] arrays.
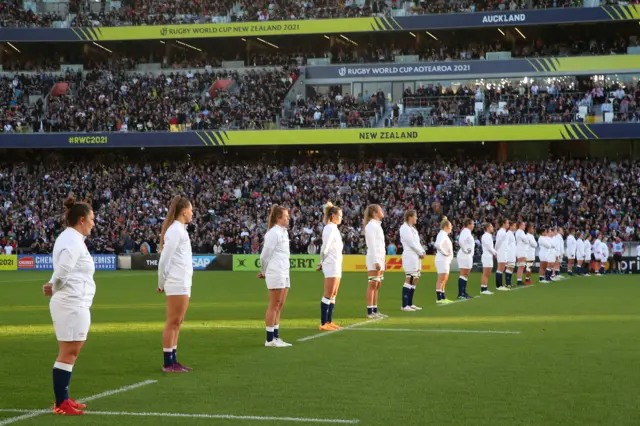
[[3, 0, 621, 28], [3, 67, 298, 133], [403, 81, 640, 126], [1, 153, 639, 257]]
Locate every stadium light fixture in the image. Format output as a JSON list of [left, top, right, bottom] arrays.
[[176, 40, 202, 52], [7, 42, 20, 53], [324, 35, 330, 40], [410, 32, 416, 38], [498, 28, 505, 36], [92, 42, 112, 53], [241, 38, 247, 41], [257, 38, 279, 49], [515, 28, 526, 39], [425, 31, 438, 41], [160, 41, 165, 44], [340, 35, 358, 46]]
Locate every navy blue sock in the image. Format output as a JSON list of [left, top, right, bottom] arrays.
[[546, 269, 552, 281], [266, 327, 274, 342], [163, 350, 173, 367], [172, 348, 177, 364], [481, 285, 488, 292], [600, 266, 605, 275], [273, 325, 280, 339], [505, 271, 512, 286], [52, 365, 72, 406], [402, 285, 410, 307], [367, 306, 374, 315], [321, 298, 330, 325], [496, 271, 503, 287], [373, 306, 378, 314], [457, 277, 464, 296], [408, 286, 416, 306], [436, 291, 442, 301], [328, 302, 335, 323], [517, 278, 523, 286]]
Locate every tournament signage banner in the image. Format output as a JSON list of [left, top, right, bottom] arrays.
[[342, 255, 435, 273], [0, 122, 638, 149], [306, 55, 640, 80], [0, 255, 17, 271], [0, 6, 638, 41], [131, 254, 232, 271], [233, 255, 320, 272], [17, 254, 116, 271]]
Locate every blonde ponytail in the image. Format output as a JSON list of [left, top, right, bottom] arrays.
[[440, 215, 451, 230], [363, 204, 380, 229], [323, 202, 341, 225], [160, 196, 191, 249], [268, 205, 288, 230]]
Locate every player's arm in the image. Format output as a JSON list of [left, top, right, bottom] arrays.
[[157, 228, 179, 291], [319, 226, 334, 265], [49, 247, 81, 293], [260, 231, 278, 276]]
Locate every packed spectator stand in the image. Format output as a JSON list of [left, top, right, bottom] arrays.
[[1, 152, 638, 257]]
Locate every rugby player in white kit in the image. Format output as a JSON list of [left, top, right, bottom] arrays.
[[364, 204, 387, 319], [158, 196, 194, 372], [456, 218, 475, 299], [42, 197, 95, 415], [435, 217, 454, 304], [259, 205, 293, 347], [400, 210, 425, 311], [480, 223, 496, 294], [317, 202, 344, 330]]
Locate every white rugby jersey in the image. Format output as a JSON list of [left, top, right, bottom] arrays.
[[481, 232, 497, 257], [50, 227, 96, 309], [158, 220, 193, 289], [457, 228, 474, 257], [400, 223, 425, 257], [320, 223, 343, 265], [260, 224, 290, 278], [365, 219, 385, 259]]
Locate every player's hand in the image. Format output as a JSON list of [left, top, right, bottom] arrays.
[[257, 272, 265, 279], [42, 283, 53, 297], [316, 264, 323, 271], [419, 254, 425, 259], [375, 263, 381, 271], [157, 288, 164, 294]]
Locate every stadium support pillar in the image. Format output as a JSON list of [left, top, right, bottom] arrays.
[[498, 142, 508, 162]]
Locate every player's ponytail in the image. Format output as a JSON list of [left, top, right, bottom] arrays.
[[160, 195, 191, 249], [440, 216, 451, 230], [63, 195, 92, 228], [268, 205, 287, 230], [323, 202, 341, 225], [363, 204, 380, 229]]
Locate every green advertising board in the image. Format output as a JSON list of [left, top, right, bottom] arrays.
[[232, 255, 320, 272]]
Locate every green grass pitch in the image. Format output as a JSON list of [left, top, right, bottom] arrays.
[[0, 271, 639, 426]]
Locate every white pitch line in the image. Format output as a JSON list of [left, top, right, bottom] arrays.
[[0, 380, 157, 425], [508, 285, 535, 291], [297, 318, 381, 342], [0, 409, 359, 424], [342, 327, 521, 335], [437, 297, 476, 307]]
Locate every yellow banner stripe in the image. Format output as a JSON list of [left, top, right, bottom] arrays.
[[571, 124, 588, 140], [194, 132, 208, 146], [204, 132, 219, 146], [601, 6, 616, 20], [525, 59, 541, 73], [616, 5, 632, 19], [564, 124, 578, 140], [609, 6, 624, 20], [582, 124, 599, 139]]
